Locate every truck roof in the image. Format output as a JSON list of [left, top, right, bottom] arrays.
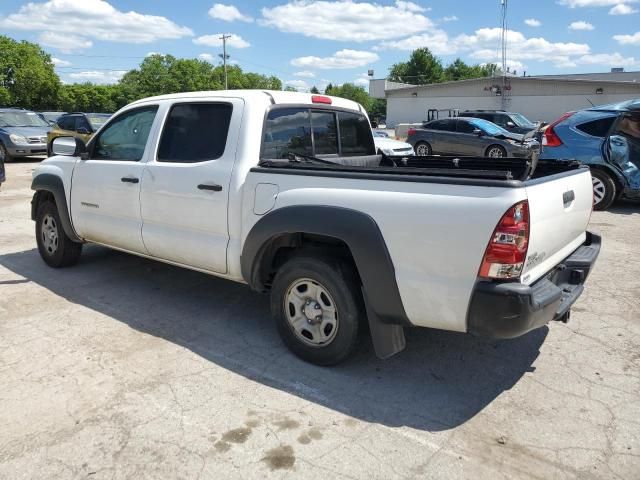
[[128, 89, 364, 113]]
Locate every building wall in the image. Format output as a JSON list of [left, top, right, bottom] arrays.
[[385, 78, 640, 126]]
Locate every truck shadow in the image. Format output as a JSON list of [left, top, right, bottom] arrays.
[[0, 246, 546, 432]]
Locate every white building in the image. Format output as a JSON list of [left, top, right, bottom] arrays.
[[370, 71, 640, 127]]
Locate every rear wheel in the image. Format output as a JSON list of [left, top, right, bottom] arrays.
[[485, 145, 507, 158], [591, 169, 616, 211], [415, 141, 432, 156], [0, 142, 12, 163], [36, 201, 83, 268], [270, 254, 364, 365]]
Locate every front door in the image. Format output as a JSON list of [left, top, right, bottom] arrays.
[[140, 99, 243, 274], [70, 105, 159, 253]]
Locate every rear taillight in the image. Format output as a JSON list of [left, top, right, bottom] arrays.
[[407, 128, 416, 136], [479, 200, 530, 280], [312, 95, 332, 104], [541, 111, 574, 147]]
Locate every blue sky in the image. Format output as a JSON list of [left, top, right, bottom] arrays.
[[1, 0, 639, 91]]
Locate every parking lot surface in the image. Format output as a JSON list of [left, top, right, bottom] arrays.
[[1, 159, 639, 479]]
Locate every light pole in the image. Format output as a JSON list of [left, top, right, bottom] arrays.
[[219, 34, 231, 90]]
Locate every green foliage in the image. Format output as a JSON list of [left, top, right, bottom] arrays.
[[0, 35, 60, 109], [309, 86, 320, 94], [389, 48, 498, 85], [325, 83, 371, 111], [369, 98, 387, 119], [58, 84, 121, 113], [283, 86, 297, 92]]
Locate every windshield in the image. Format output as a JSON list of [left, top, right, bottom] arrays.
[[88, 114, 111, 129], [0, 111, 50, 128], [510, 113, 535, 128], [469, 118, 510, 136]]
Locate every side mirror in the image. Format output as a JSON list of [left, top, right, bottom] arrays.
[[51, 136, 87, 157], [473, 128, 483, 136], [506, 121, 516, 128], [76, 127, 90, 135]]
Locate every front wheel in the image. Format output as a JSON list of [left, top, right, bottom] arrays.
[[36, 201, 83, 268], [415, 141, 432, 156], [270, 254, 364, 365], [591, 169, 616, 211], [485, 145, 507, 158]]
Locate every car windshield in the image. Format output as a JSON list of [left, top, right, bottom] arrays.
[[469, 118, 510, 136], [0, 111, 50, 128], [510, 113, 536, 128], [88, 114, 111, 129]]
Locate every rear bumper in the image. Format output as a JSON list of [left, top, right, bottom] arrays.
[[468, 232, 601, 339]]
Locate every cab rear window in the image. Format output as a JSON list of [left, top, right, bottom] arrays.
[[262, 107, 374, 159]]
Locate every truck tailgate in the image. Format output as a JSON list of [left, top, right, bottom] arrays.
[[522, 169, 593, 284]]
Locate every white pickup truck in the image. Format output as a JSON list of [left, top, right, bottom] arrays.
[[31, 90, 600, 365]]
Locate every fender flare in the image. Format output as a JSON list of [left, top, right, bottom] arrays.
[[241, 205, 411, 327], [31, 173, 82, 242]]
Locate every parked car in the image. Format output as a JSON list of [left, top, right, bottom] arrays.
[[47, 112, 111, 155], [38, 111, 67, 126], [0, 108, 50, 162], [462, 110, 538, 134], [33, 90, 598, 365], [407, 117, 540, 158], [541, 98, 640, 210], [373, 133, 414, 156]]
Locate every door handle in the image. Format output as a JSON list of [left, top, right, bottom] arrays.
[[121, 177, 139, 183], [198, 183, 223, 192]]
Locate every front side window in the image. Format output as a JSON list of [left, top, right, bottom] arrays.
[[311, 111, 338, 155], [158, 103, 232, 163], [263, 108, 312, 159], [338, 111, 375, 156], [456, 120, 475, 134], [92, 106, 158, 161]]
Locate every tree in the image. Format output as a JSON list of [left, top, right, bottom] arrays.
[[389, 48, 444, 85], [309, 86, 320, 94], [0, 35, 60, 109], [324, 83, 333, 93], [444, 58, 499, 82], [283, 86, 297, 92], [324, 83, 371, 111], [369, 98, 386, 119]]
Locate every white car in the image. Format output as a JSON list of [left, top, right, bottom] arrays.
[[32, 90, 599, 365], [373, 131, 415, 156]]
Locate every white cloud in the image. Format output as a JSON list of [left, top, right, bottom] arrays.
[[193, 34, 250, 48], [294, 70, 316, 78], [559, 0, 637, 6], [51, 57, 72, 67], [198, 53, 215, 62], [569, 20, 595, 30], [260, 0, 434, 42], [291, 49, 379, 69], [609, 4, 638, 14], [209, 3, 253, 22], [0, 0, 193, 52], [614, 31, 640, 44], [285, 79, 310, 90], [68, 70, 127, 84], [377, 30, 451, 54], [441, 15, 458, 22], [39, 32, 92, 53], [525, 18, 541, 27], [574, 52, 638, 66]]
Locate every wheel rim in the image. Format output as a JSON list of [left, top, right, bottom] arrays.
[[487, 147, 504, 158], [284, 278, 339, 347], [592, 176, 606, 205], [416, 143, 430, 155], [41, 214, 59, 255]]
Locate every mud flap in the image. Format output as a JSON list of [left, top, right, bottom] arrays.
[[363, 289, 406, 359]]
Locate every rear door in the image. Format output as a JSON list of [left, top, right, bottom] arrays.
[[427, 119, 457, 154], [140, 99, 243, 274], [521, 169, 593, 284]]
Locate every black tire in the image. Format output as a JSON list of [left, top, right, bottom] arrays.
[[270, 253, 364, 366], [0, 142, 12, 163], [591, 169, 616, 211], [485, 145, 507, 158], [35, 201, 83, 268], [414, 141, 432, 156]]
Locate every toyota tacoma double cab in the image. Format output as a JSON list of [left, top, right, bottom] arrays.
[[31, 90, 600, 365]]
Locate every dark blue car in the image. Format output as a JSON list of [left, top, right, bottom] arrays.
[[541, 99, 640, 210]]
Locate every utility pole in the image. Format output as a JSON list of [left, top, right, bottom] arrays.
[[500, 0, 508, 110], [219, 34, 231, 90]]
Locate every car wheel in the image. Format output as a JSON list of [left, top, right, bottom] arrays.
[[36, 201, 83, 268], [270, 253, 364, 366], [486, 145, 507, 158], [415, 141, 432, 156], [0, 142, 12, 163], [590, 169, 616, 211]]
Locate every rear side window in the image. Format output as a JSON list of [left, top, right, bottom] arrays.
[[576, 117, 616, 138], [426, 120, 448, 131], [262, 108, 312, 159], [338, 111, 375, 156], [158, 103, 232, 163], [58, 116, 75, 131]]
